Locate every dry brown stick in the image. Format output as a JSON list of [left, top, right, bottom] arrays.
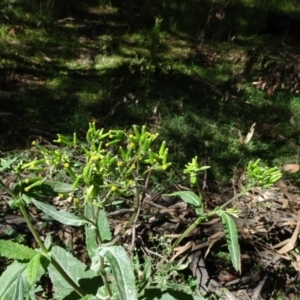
[[251, 274, 268, 300]]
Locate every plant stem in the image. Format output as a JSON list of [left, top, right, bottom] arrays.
[[100, 255, 112, 297], [172, 216, 203, 250], [19, 202, 87, 297], [219, 188, 248, 209], [196, 180, 204, 212], [19, 203, 49, 254], [0, 179, 16, 198], [50, 256, 87, 297], [138, 216, 204, 294]]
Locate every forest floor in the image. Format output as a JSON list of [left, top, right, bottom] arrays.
[[1, 2, 300, 299]]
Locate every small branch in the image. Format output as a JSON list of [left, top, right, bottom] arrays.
[[20, 202, 87, 298], [219, 189, 247, 209], [0, 179, 16, 198], [19, 203, 48, 254]]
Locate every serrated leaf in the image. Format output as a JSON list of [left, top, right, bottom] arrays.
[[32, 199, 88, 226], [218, 211, 240, 272], [0, 240, 36, 260], [48, 246, 102, 300], [27, 253, 42, 284], [99, 246, 138, 300], [164, 191, 202, 210]]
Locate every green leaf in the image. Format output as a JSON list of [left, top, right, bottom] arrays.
[[99, 246, 138, 300], [84, 203, 111, 257], [79, 295, 99, 300], [84, 203, 99, 258], [143, 257, 152, 282], [48, 246, 102, 300], [164, 191, 202, 209], [218, 211, 240, 272], [27, 253, 42, 284], [0, 261, 32, 299], [12, 274, 24, 300], [0, 261, 27, 299], [139, 288, 205, 300], [0, 157, 18, 171], [51, 181, 74, 193], [85, 224, 98, 258], [32, 199, 88, 226], [0, 240, 36, 260], [98, 208, 112, 242]]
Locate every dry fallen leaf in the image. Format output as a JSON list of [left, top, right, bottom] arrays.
[[282, 163, 300, 173], [170, 241, 193, 262], [238, 122, 256, 144], [277, 219, 300, 254]]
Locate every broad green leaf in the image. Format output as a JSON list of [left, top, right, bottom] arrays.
[[48, 246, 102, 300], [164, 191, 202, 210], [32, 199, 88, 226], [98, 208, 112, 242], [0, 261, 27, 299], [139, 288, 205, 300], [84, 203, 111, 256], [12, 274, 23, 300], [51, 181, 74, 193], [0, 240, 36, 260], [85, 224, 98, 258], [0, 260, 44, 300], [217, 211, 240, 272], [84, 203, 99, 258], [27, 253, 42, 284], [99, 246, 138, 300]]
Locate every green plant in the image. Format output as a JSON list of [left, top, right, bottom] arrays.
[[0, 124, 205, 300], [164, 158, 282, 273]]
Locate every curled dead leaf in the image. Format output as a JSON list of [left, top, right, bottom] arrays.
[[282, 164, 299, 173], [237, 123, 256, 144]]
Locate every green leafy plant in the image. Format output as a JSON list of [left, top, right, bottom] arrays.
[[0, 123, 282, 299], [0, 124, 204, 300], [164, 157, 282, 273]]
